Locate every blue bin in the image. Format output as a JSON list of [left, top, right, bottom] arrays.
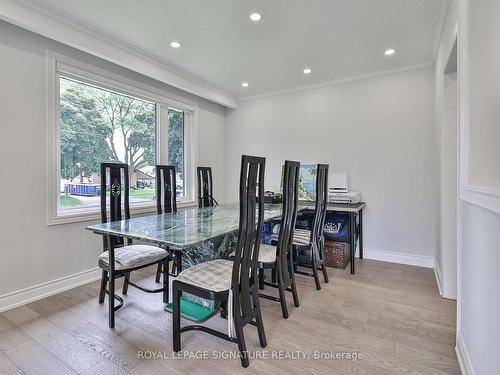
[[64, 183, 101, 196]]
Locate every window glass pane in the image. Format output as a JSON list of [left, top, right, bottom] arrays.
[[167, 108, 185, 198], [59, 76, 156, 211]]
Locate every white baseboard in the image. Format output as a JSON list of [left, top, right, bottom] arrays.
[[456, 330, 476, 375], [434, 262, 443, 296], [0, 268, 101, 313], [361, 248, 435, 268]]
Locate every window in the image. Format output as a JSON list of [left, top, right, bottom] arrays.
[[59, 76, 158, 210], [167, 108, 185, 197], [47, 52, 197, 224]]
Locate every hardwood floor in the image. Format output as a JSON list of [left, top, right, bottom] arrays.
[[0, 260, 459, 374]]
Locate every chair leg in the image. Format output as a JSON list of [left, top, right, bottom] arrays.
[[293, 247, 299, 273], [271, 269, 277, 284], [122, 272, 130, 295], [234, 320, 249, 368], [162, 259, 169, 304], [278, 285, 289, 319], [258, 268, 265, 290], [322, 262, 329, 283], [311, 261, 321, 290], [319, 240, 329, 283], [291, 279, 300, 308], [288, 258, 300, 307], [98, 270, 108, 304], [155, 263, 162, 283], [108, 270, 115, 328], [172, 284, 181, 352], [308, 244, 322, 290], [251, 286, 267, 348]]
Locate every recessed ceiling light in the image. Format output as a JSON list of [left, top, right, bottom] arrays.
[[303, 68, 312, 74], [250, 13, 262, 21], [170, 41, 181, 48], [241, 82, 249, 87], [384, 49, 395, 56]]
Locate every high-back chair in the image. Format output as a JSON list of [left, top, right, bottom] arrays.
[[293, 163, 329, 289], [172, 155, 267, 368], [154, 165, 179, 282], [156, 165, 177, 214], [197, 166, 219, 208], [97, 162, 169, 328], [256, 160, 301, 318]]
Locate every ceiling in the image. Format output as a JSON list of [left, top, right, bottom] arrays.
[[37, 0, 448, 99]]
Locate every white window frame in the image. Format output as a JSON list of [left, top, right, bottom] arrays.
[[46, 51, 199, 225]]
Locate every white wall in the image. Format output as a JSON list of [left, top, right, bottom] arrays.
[[457, 0, 500, 373], [0, 21, 226, 305], [467, 0, 500, 189], [459, 202, 500, 374], [434, 0, 500, 373], [226, 67, 437, 265]]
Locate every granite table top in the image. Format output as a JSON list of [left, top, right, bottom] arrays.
[[86, 201, 366, 249], [86, 202, 283, 248]]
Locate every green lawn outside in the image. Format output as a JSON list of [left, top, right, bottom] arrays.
[[129, 188, 155, 200], [60, 195, 83, 207], [60, 188, 154, 208]]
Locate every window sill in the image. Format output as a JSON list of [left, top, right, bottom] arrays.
[[47, 200, 198, 226]]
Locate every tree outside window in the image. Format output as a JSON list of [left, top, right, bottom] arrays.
[[59, 77, 185, 210]]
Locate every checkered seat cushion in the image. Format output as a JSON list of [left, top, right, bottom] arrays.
[[271, 228, 312, 247], [229, 244, 277, 264], [175, 259, 243, 338], [174, 259, 233, 292], [98, 245, 168, 271]]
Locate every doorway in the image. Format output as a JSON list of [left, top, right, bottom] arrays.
[[439, 38, 458, 300]]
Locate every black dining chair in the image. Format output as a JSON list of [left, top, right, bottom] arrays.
[[154, 165, 180, 283], [97, 162, 169, 328], [256, 160, 301, 318], [172, 155, 267, 368], [293, 163, 330, 290], [197, 166, 219, 208]]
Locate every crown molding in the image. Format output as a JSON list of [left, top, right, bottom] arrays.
[[0, 0, 238, 108], [238, 62, 434, 102]]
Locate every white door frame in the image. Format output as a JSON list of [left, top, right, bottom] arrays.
[[439, 22, 459, 301]]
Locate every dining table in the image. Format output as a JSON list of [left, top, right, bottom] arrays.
[[86, 202, 284, 319]]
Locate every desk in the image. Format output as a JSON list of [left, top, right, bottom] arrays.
[[330, 202, 365, 274], [299, 201, 366, 274]]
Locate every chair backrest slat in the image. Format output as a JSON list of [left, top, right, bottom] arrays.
[[156, 165, 177, 214], [100, 162, 131, 251], [197, 167, 216, 208], [276, 161, 300, 284], [231, 155, 266, 319], [310, 164, 329, 260]]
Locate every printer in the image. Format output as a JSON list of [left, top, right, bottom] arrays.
[[328, 173, 361, 204]]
